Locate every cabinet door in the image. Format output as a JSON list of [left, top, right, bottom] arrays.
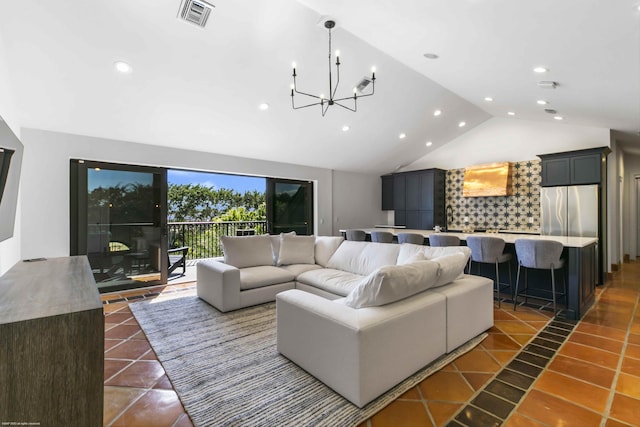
[[420, 171, 434, 210], [571, 154, 601, 184], [394, 210, 406, 227], [393, 175, 406, 210], [406, 173, 421, 210], [406, 211, 420, 229], [420, 210, 434, 230], [381, 175, 394, 210], [541, 158, 570, 186]]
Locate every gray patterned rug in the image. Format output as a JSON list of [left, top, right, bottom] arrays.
[[131, 294, 486, 427]]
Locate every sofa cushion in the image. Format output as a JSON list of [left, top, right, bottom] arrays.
[[397, 243, 470, 264], [314, 236, 345, 267], [278, 234, 316, 266], [269, 231, 296, 263], [296, 268, 364, 297], [326, 241, 400, 276], [280, 263, 323, 276], [432, 252, 469, 288], [239, 266, 296, 290], [343, 260, 440, 308], [222, 235, 274, 268]]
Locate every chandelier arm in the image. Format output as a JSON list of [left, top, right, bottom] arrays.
[[292, 100, 324, 110], [293, 88, 323, 99], [333, 100, 357, 113], [332, 61, 340, 100], [322, 102, 330, 117]]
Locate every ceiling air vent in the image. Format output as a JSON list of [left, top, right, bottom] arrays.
[[178, 0, 214, 28], [544, 108, 558, 114]]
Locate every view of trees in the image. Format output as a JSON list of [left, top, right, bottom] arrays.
[[167, 184, 267, 259], [168, 184, 265, 222]]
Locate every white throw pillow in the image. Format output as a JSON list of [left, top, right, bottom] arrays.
[[221, 235, 274, 268], [277, 234, 316, 266], [398, 252, 428, 265], [269, 231, 296, 263], [314, 236, 345, 267], [431, 252, 468, 287], [344, 260, 440, 308], [326, 241, 400, 276]]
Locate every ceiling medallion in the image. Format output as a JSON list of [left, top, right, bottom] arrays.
[[291, 20, 376, 117]]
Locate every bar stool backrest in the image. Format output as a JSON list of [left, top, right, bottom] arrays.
[[466, 236, 506, 263], [371, 231, 394, 243], [397, 233, 425, 245], [345, 229, 366, 241], [515, 239, 564, 270], [428, 234, 460, 247]]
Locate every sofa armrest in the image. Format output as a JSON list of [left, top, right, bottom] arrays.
[[197, 259, 241, 312], [276, 289, 447, 407]]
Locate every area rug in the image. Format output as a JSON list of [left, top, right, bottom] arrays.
[[131, 294, 486, 427]]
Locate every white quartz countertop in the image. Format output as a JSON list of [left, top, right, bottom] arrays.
[[342, 228, 598, 248]]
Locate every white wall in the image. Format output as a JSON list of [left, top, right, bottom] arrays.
[[331, 170, 388, 233], [406, 117, 611, 170], [622, 152, 640, 260], [19, 129, 382, 259], [0, 32, 22, 275]]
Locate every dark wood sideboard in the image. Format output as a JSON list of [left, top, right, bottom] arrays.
[[0, 256, 104, 426]]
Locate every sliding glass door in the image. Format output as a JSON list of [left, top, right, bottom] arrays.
[[266, 178, 313, 235], [71, 160, 167, 292]]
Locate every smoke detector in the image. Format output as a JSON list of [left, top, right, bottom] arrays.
[[356, 77, 372, 93], [537, 81, 557, 89], [178, 0, 214, 28]]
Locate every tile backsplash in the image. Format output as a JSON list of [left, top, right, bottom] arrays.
[[445, 160, 541, 232]]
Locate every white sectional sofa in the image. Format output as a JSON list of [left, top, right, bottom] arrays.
[[196, 234, 494, 407]]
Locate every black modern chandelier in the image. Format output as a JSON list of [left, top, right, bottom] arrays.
[[290, 19, 376, 117]]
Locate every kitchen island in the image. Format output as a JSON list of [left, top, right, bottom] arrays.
[[340, 228, 597, 320]]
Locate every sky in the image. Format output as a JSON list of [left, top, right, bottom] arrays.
[[168, 169, 265, 194], [88, 169, 266, 194]]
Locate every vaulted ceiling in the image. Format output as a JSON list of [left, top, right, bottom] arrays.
[[0, 0, 638, 173]]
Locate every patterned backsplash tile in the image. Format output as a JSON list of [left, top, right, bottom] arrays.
[[445, 160, 541, 232]]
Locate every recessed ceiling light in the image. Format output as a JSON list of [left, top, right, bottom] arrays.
[[433, 109, 442, 116], [458, 121, 466, 128], [342, 125, 350, 132], [507, 111, 516, 116], [536, 100, 548, 105], [533, 66, 548, 73], [426, 141, 433, 147], [484, 97, 493, 102], [423, 53, 439, 59], [259, 103, 269, 110], [554, 116, 564, 121], [114, 61, 132, 73], [399, 133, 406, 139]]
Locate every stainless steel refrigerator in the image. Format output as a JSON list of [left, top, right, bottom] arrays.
[[541, 184, 600, 282], [540, 185, 599, 238]]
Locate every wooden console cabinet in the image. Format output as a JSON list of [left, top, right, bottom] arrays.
[[0, 256, 104, 426]]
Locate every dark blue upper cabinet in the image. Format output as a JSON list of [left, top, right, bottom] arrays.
[[539, 147, 610, 187]]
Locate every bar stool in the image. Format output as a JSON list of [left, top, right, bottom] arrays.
[[345, 229, 366, 241], [397, 232, 425, 245], [466, 235, 512, 307], [370, 230, 393, 243], [428, 234, 460, 247], [513, 239, 566, 315]]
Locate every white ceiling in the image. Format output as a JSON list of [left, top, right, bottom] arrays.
[[0, 0, 638, 173]]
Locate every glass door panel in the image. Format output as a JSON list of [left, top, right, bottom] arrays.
[[71, 160, 167, 292], [266, 178, 313, 235]]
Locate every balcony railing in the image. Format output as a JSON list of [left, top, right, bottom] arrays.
[[168, 221, 267, 260]]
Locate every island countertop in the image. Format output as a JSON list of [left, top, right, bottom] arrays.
[[341, 228, 597, 248]]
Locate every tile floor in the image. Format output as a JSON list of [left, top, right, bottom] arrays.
[[102, 262, 640, 426]]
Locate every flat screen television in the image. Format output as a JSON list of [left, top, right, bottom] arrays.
[[0, 116, 23, 243]]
